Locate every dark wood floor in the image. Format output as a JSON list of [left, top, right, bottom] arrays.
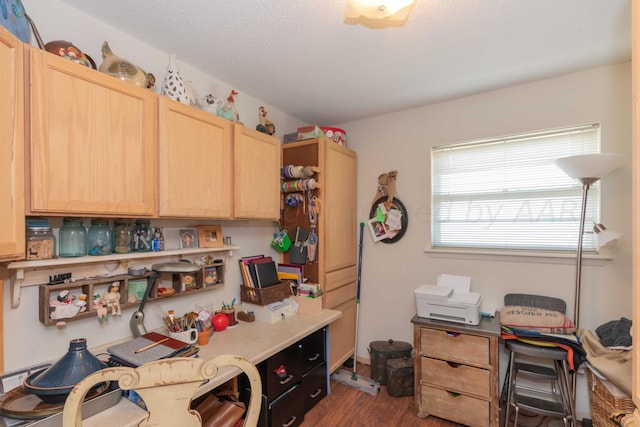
[[300, 363, 572, 427], [300, 363, 463, 427]]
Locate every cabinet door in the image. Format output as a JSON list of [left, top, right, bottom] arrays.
[[323, 142, 357, 272], [0, 28, 24, 261], [233, 125, 281, 219], [328, 298, 356, 373], [27, 46, 157, 216], [158, 98, 233, 218]]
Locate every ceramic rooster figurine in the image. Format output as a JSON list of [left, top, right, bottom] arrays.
[[256, 106, 276, 135], [161, 54, 198, 106], [99, 41, 155, 88], [217, 90, 241, 123]]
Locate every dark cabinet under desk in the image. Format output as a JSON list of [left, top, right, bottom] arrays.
[[240, 327, 327, 427]]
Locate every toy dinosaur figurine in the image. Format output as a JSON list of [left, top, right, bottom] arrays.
[[99, 41, 155, 89]]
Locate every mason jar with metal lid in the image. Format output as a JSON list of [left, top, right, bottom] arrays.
[[87, 218, 113, 255], [59, 218, 87, 257], [26, 226, 56, 260], [113, 219, 132, 254]]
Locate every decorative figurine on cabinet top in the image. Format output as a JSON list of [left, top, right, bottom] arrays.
[[199, 94, 223, 114], [45, 40, 96, 69], [217, 90, 242, 123], [161, 54, 198, 106], [256, 106, 276, 135], [99, 41, 155, 89]]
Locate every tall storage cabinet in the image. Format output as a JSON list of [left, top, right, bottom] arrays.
[[26, 44, 157, 217], [0, 27, 25, 262], [281, 138, 357, 372]]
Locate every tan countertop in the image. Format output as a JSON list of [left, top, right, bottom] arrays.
[[82, 308, 342, 426]]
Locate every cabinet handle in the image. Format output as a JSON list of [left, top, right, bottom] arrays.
[[446, 390, 461, 397], [310, 388, 322, 398], [446, 361, 460, 368], [307, 353, 320, 362], [279, 374, 294, 385], [282, 415, 297, 427], [446, 332, 460, 338]]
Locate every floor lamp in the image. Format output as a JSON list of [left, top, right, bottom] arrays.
[[554, 153, 623, 328]]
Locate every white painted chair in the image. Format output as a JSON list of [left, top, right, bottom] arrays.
[[62, 355, 262, 427]]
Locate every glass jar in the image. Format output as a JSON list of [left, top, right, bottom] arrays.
[[113, 219, 132, 254], [87, 218, 113, 255], [58, 218, 87, 257], [132, 219, 153, 252], [26, 226, 56, 260]]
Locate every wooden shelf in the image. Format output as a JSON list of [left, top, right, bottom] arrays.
[[40, 268, 224, 326], [4, 246, 239, 308]]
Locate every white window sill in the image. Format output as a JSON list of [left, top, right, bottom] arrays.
[[424, 247, 611, 266]]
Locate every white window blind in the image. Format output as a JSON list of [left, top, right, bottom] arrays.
[[431, 124, 601, 252]]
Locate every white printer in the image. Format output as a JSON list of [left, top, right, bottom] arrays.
[[414, 284, 482, 325]]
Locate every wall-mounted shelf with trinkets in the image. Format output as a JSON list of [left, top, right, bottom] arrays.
[[5, 246, 239, 309], [39, 260, 227, 326]]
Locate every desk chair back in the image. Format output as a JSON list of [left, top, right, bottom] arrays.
[[62, 355, 262, 427]]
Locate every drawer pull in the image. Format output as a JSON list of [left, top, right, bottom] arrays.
[[446, 332, 460, 338], [307, 353, 320, 362], [310, 388, 322, 398], [279, 374, 294, 385], [446, 361, 460, 368], [446, 390, 461, 397], [282, 415, 297, 427]]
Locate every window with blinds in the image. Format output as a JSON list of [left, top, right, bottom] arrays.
[[431, 124, 601, 252]]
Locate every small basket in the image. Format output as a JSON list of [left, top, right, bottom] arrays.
[[587, 369, 635, 426], [240, 281, 292, 306]]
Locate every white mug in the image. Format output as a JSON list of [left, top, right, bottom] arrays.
[[169, 328, 198, 344]]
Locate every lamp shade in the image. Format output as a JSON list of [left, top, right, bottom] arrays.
[[345, 0, 417, 28], [593, 223, 623, 248], [554, 153, 624, 180]]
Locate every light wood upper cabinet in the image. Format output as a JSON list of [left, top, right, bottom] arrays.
[[158, 98, 233, 218], [233, 125, 281, 220], [0, 28, 25, 262], [26, 45, 157, 216]]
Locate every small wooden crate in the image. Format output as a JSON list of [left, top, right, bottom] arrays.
[[240, 281, 292, 306], [587, 369, 635, 426]]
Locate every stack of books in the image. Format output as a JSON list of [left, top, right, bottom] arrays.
[[106, 331, 199, 367], [238, 255, 280, 289]]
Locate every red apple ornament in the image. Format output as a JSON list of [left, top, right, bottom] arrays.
[[212, 313, 229, 331]]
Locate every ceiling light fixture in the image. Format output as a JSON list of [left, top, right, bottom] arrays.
[[344, 0, 417, 29]]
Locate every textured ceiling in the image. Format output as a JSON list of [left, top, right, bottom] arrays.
[[60, 0, 631, 126]]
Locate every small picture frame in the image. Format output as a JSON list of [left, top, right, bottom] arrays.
[[367, 217, 389, 242], [179, 229, 199, 249], [198, 225, 223, 248]]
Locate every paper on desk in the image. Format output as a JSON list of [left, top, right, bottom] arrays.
[[437, 274, 471, 294]]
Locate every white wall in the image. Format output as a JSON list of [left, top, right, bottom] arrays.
[[2, 0, 305, 371], [341, 62, 632, 417]]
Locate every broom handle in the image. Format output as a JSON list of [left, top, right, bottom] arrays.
[[353, 222, 365, 375]]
